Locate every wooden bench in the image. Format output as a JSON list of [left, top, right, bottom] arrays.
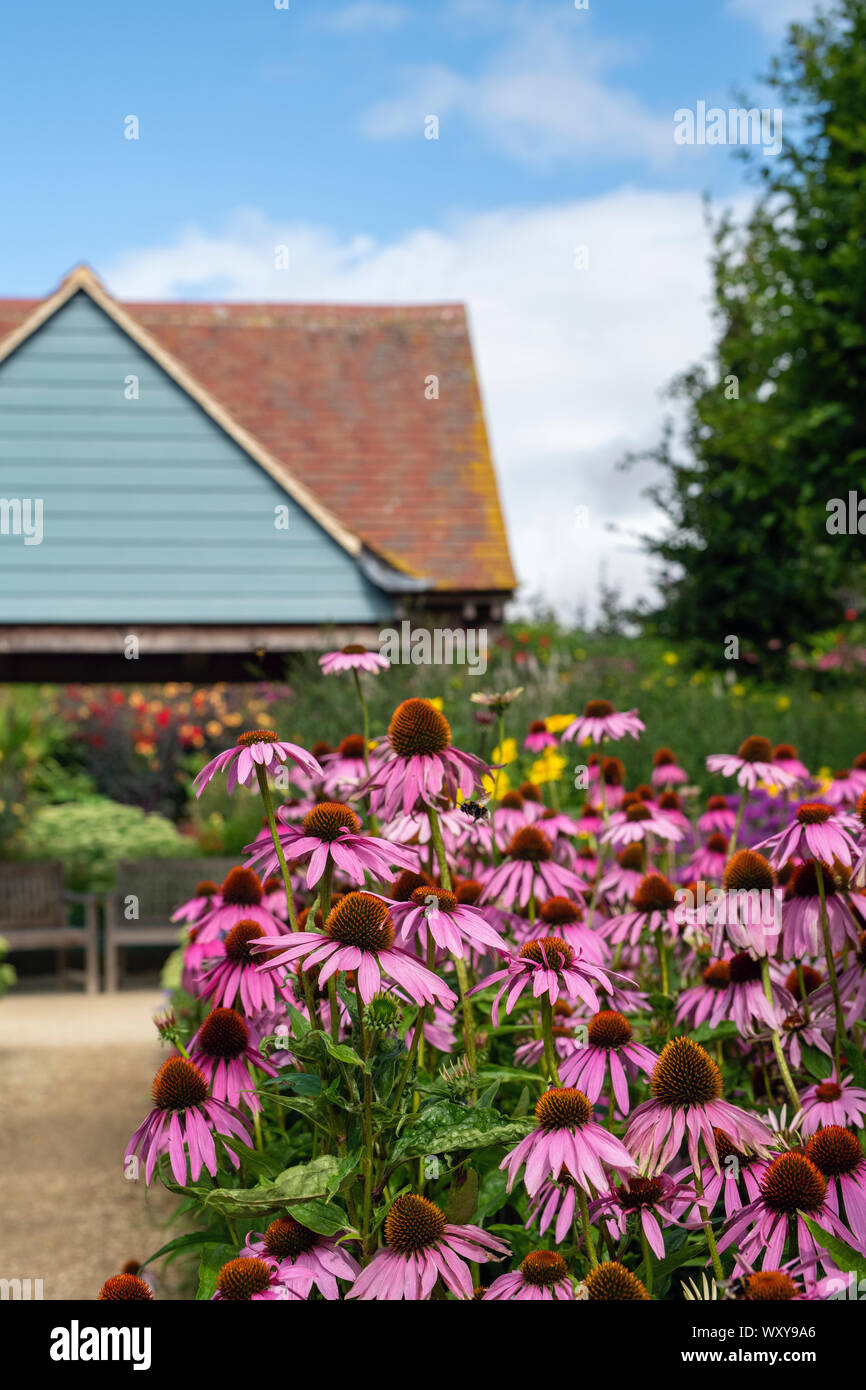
[[0, 861, 99, 993], [103, 857, 239, 992]]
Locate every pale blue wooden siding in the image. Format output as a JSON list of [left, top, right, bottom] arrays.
[[0, 292, 393, 622]]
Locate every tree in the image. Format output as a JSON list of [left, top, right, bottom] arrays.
[[630, 0, 866, 669]]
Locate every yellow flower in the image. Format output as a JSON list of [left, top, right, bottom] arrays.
[[426, 697, 444, 711], [482, 770, 511, 798], [530, 748, 567, 785], [492, 738, 517, 766], [573, 648, 586, 661], [662, 651, 679, 666], [545, 714, 575, 735], [731, 683, 746, 697], [775, 695, 791, 711]]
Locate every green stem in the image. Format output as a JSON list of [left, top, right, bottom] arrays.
[[728, 786, 749, 858], [540, 996, 561, 1085], [760, 956, 801, 1112], [427, 805, 477, 1082], [352, 668, 379, 836], [355, 980, 375, 1259], [656, 928, 669, 996], [578, 1187, 598, 1270], [255, 763, 298, 930], [816, 861, 845, 1075], [692, 1158, 724, 1282]]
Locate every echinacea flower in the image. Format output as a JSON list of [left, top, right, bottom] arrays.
[[386, 885, 507, 959], [171, 879, 221, 924], [561, 699, 645, 746], [597, 845, 648, 906], [600, 873, 680, 948], [524, 720, 558, 754], [820, 768, 863, 807], [318, 644, 389, 676], [676, 954, 781, 1035], [346, 1194, 508, 1300], [98, 1274, 154, 1300], [479, 826, 586, 908], [755, 802, 860, 868], [805, 1126, 866, 1240], [602, 801, 684, 848], [195, 866, 285, 943], [252, 891, 457, 1009], [796, 1074, 866, 1137], [532, 895, 608, 964], [582, 1261, 650, 1300], [125, 1057, 251, 1185], [685, 834, 730, 882], [501, 1087, 637, 1197], [781, 859, 866, 956], [711, 850, 780, 957], [193, 729, 322, 797], [187, 1007, 278, 1114], [706, 736, 798, 791], [365, 698, 490, 819], [650, 747, 688, 788], [591, 1173, 690, 1259], [718, 1151, 860, 1274], [320, 734, 379, 797], [470, 687, 524, 714], [244, 801, 419, 890], [482, 1250, 574, 1301], [698, 795, 736, 835], [625, 1037, 774, 1174], [772, 744, 811, 784], [211, 1256, 288, 1301], [558, 1009, 657, 1113], [200, 920, 292, 1015], [672, 1127, 769, 1225], [241, 1216, 360, 1299], [472, 938, 623, 1026]]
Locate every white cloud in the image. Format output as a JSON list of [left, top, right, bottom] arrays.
[[323, 2, 408, 32], [360, 8, 674, 169], [726, 0, 820, 36], [106, 190, 724, 619]]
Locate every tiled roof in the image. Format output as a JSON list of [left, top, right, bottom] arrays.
[[0, 280, 515, 594]]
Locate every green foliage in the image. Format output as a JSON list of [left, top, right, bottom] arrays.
[[16, 796, 189, 889], [629, 0, 866, 668]]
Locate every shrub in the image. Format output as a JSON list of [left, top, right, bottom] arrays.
[[16, 797, 190, 890]]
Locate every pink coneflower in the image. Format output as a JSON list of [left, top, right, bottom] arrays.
[[483, 1250, 574, 1301], [678, 954, 781, 1035], [772, 744, 811, 784], [805, 1126, 866, 1242], [320, 734, 376, 797], [706, 735, 797, 791], [524, 720, 558, 754], [598, 845, 648, 905], [718, 1151, 860, 1274], [589, 756, 628, 812], [600, 874, 680, 948], [796, 1073, 866, 1137], [558, 1010, 657, 1114], [625, 1037, 774, 1174], [195, 866, 285, 944], [365, 699, 489, 820], [244, 801, 419, 890], [241, 1216, 360, 1299], [171, 879, 222, 924], [781, 859, 865, 956], [672, 1127, 769, 1225], [252, 891, 457, 1009], [200, 920, 292, 1015], [650, 747, 688, 788], [501, 1087, 637, 1197], [479, 826, 586, 908], [318, 644, 389, 676], [261, 874, 289, 920], [193, 728, 322, 797], [821, 768, 862, 807], [98, 1274, 154, 1301], [514, 1001, 582, 1071], [533, 896, 608, 965], [125, 1057, 251, 1185], [471, 938, 621, 1026], [492, 790, 532, 840], [755, 801, 860, 868], [211, 1256, 288, 1301], [535, 806, 583, 840], [386, 885, 506, 959], [573, 803, 605, 837], [685, 834, 730, 882], [711, 850, 780, 958], [346, 1194, 508, 1300], [698, 795, 737, 835], [187, 1007, 278, 1114], [561, 699, 645, 746], [592, 1173, 690, 1258], [602, 801, 684, 848], [815, 928, 866, 1028]]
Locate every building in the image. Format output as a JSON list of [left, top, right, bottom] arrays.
[[0, 266, 515, 679]]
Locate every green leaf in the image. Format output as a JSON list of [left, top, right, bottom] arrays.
[[799, 1043, 834, 1081], [634, 1241, 707, 1286], [139, 1228, 227, 1270], [445, 1167, 479, 1225], [323, 1035, 367, 1070], [196, 1242, 236, 1300], [391, 1101, 533, 1161], [283, 1200, 355, 1238], [186, 1155, 342, 1218], [802, 1217, 866, 1278]]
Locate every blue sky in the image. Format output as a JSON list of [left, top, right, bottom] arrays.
[[0, 0, 819, 611]]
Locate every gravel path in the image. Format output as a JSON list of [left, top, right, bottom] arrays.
[[0, 990, 181, 1300]]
